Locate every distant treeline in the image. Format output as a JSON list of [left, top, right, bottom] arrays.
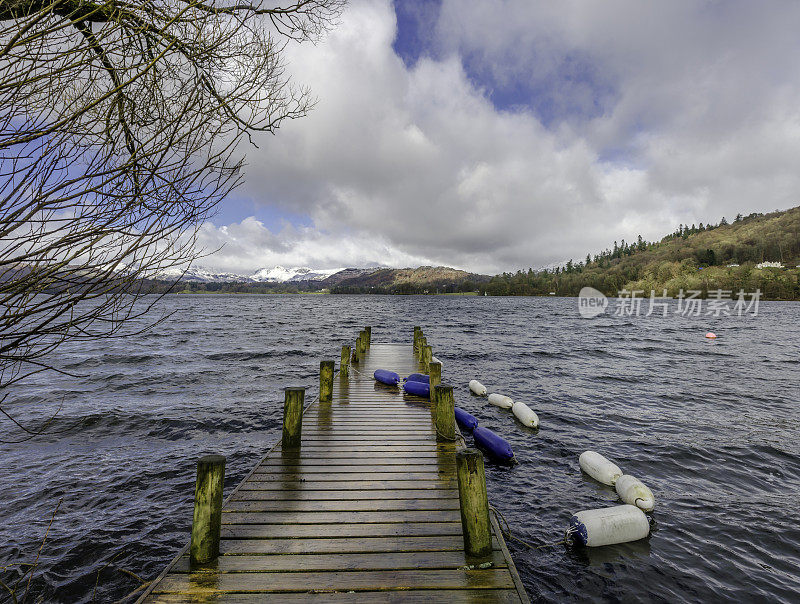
[[140, 280, 325, 294], [480, 208, 800, 299], [330, 281, 481, 295]]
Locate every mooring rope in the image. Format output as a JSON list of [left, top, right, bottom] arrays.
[[490, 505, 569, 550]]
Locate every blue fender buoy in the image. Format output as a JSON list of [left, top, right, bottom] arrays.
[[454, 407, 478, 432], [403, 380, 430, 398], [404, 373, 430, 384], [473, 426, 514, 461], [374, 369, 400, 386]]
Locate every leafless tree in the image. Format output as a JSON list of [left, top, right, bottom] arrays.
[[0, 0, 344, 437]]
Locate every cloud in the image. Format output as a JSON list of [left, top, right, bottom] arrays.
[[194, 217, 431, 273], [202, 0, 800, 274]]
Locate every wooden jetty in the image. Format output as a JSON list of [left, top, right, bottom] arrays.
[[139, 330, 529, 602]]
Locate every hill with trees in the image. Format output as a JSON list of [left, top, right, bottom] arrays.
[[482, 206, 800, 299]]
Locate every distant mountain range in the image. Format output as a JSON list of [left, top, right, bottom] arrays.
[[153, 264, 491, 294], [156, 265, 377, 283]]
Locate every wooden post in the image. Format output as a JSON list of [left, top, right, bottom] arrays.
[[359, 330, 367, 357], [413, 326, 421, 352], [282, 387, 305, 448], [190, 454, 225, 566], [428, 360, 442, 408], [422, 345, 432, 370], [320, 360, 334, 402], [456, 448, 493, 558], [340, 345, 351, 378], [352, 333, 362, 364], [419, 336, 427, 361], [364, 326, 371, 348], [433, 384, 456, 441]]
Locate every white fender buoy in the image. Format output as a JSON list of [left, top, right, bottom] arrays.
[[615, 475, 655, 512], [579, 451, 623, 486], [469, 380, 487, 396], [568, 504, 650, 547], [431, 355, 442, 367], [511, 401, 539, 427], [488, 393, 513, 409]]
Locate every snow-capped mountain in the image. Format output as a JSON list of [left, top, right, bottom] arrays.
[[156, 265, 345, 283], [250, 266, 343, 283], [156, 266, 253, 283]]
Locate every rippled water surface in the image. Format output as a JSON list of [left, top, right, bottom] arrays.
[[2, 295, 799, 602]]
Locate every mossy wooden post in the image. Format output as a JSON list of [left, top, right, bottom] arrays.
[[340, 345, 351, 378], [359, 330, 368, 357], [419, 336, 427, 362], [190, 454, 225, 567], [413, 326, 421, 352], [456, 448, 493, 558], [428, 360, 442, 410], [422, 345, 433, 371], [364, 326, 371, 348], [352, 333, 362, 364], [320, 360, 334, 403], [433, 384, 456, 441], [282, 387, 305, 448]]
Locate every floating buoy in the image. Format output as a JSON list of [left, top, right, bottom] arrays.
[[454, 407, 478, 432], [473, 426, 514, 461], [469, 380, 487, 396], [579, 451, 623, 486], [374, 369, 400, 386], [488, 393, 513, 409], [404, 373, 429, 384], [615, 475, 655, 512], [568, 505, 650, 547], [403, 380, 429, 398], [705, 332, 717, 339], [512, 401, 539, 428]]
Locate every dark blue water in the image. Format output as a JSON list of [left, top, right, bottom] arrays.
[[2, 295, 798, 602]]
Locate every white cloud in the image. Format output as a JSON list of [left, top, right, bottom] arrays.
[[202, 0, 800, 274], [194, 217, 431, 273]]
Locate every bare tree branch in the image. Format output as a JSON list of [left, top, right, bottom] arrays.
[[0, 0, 346, 436]]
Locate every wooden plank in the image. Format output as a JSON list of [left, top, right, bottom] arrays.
[[294, 435, 438, 441], [145, 589, 523, 603], [239, 480, 457, 490], [254, 463, 454, 473], [224, 499, 460, 512], [265, 452, 449, 460], [277, 445, 454, 452], [221, 510, 461, 524], [243, 472, 454, 482], [221, 522, 466, 539], [257, 460, 454, 468], [217, 536, 503, 555], [152, 569, 517, 593], [171, 550, 508, 573], [230, 489, 458, 501]]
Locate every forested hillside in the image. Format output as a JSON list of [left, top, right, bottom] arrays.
[[483, 207, 800, 299]]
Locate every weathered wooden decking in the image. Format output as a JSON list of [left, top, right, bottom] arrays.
[[140, 343, 529, 602]]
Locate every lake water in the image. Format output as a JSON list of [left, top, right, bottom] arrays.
[[2, 295, 799, 602]]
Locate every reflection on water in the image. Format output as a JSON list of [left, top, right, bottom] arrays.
[[1, 294, 799, 602]]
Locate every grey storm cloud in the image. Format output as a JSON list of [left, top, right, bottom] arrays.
[[199, 0, 800, 274]]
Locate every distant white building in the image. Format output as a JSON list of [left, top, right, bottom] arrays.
[[726, 264, 739, 267], [756, 261, 784, 269]]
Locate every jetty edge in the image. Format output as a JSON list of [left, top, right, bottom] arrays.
[[137, 329, 530, 602]]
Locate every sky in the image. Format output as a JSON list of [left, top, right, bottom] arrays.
[[196, 0, 800, 275]]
